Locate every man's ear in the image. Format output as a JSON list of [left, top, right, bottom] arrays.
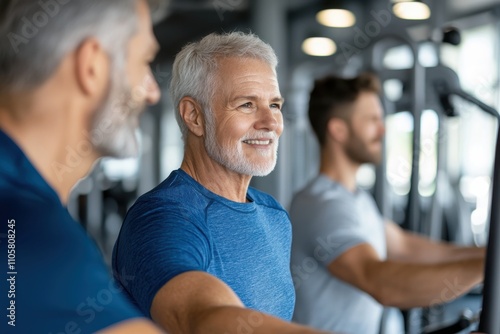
[[327, 118, 349, 143], [179, 97, 205, 137], [74, 38, 109, 97]]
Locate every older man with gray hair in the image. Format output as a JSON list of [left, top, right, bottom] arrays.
[[113, 32, 331, 333]]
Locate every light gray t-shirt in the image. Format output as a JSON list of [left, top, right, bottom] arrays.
[[290, 174, 386, 333]]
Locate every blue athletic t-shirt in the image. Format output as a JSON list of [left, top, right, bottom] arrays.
[[112, 169, 295, 320], [0, 130, 142, 333]]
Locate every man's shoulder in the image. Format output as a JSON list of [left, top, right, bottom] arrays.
[[0, 184, 63, 228], [134, 169, 210, 211], [292, 175, 355, 208], [121, 170, 212, 234]]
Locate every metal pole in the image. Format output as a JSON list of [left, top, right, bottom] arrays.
[[478, 120, 500, 333]]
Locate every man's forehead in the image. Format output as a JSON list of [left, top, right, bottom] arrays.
[[225, 79, 281, 96], [133, 1, 160, 51]]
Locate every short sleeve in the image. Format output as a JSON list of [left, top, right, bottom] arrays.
[[112, 194, 211, 317], [293, 196, 369, 266]]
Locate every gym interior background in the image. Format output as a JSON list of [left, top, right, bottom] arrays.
[[69, 1, 500, 331]]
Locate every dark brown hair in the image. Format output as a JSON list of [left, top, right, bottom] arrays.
[[308, 72, 381, 146]]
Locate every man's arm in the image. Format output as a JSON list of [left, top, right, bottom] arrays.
[[99, 319, 164, 333], [150, 271, 332, 334], [328, 243, 483, 309], [385, 221, 485, 263]]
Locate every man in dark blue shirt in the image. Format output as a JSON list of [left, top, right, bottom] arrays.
[[0, 0, 162, 333]]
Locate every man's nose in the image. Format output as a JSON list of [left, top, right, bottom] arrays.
[[143, 72, 161, 106], [254, 106, 281, 132]]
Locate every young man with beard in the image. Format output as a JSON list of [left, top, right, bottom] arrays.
[[290, 73, 485, 333], [0, 0, 163, 333], [113, 32, 330, 334]]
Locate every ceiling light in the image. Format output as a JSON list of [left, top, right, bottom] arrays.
[[393, 1, 431, 20], [302, 37, 337, 57], [316, 9, 356, 28]]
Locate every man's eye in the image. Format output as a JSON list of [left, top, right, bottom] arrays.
[[241, 103, 253, 108], [271, 104, 282, 110]]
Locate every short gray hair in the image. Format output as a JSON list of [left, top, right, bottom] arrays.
[[170, 31, 279, 140], [0, 0, 139, 93]]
